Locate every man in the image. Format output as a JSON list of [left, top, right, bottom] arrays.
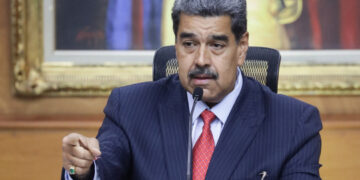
[[62, 0, 322, 179]]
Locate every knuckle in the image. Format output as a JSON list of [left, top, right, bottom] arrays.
[[69, 132, 78, 136], [62, 133, 77, 144], [79, 160, 92, 168], [69, 132, 80, 139], [72, 147, 81, 158], [62, 136, 69, 144], [73, 147, 92, 160], [78, 151, 86, 160], [62, 142, 69, 151]]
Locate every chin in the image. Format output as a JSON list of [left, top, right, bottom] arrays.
[[201, 94, 220, 104]]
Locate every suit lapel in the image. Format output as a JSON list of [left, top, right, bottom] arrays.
[[158, 77, 189, 180], [206, 77, 266, 180]]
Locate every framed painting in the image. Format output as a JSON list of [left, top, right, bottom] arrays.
[[11, 0, 360, 96]]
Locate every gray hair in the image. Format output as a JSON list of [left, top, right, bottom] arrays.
[[172, 0, 247, 42]]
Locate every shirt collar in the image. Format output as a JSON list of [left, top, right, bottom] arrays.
[[187, 68, 243, 124]]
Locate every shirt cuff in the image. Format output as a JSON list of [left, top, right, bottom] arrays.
[[64, 161, 100, 180]]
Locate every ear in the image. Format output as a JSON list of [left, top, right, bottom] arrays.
[[236, 32, 249, 66]]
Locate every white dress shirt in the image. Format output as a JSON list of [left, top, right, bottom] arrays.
[[187, 68, 243, 147], [65, 68, 243, 180]]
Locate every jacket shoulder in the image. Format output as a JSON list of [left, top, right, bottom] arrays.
[[106, 75, 182, 109], [242, 76, 317, 110], [244, 76, 321, 124]]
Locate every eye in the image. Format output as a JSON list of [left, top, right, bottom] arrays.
[[210, 42, 225, 50], [182, 41, 196, 48]]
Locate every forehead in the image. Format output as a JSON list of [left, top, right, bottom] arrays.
[[177, 13, 233, 39]]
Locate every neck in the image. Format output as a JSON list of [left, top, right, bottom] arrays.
[[205, 102, 217, 108]]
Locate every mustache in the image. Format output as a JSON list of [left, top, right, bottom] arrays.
[[188, 67, 219, 79]]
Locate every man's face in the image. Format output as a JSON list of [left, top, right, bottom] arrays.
[[175, 13, 248, 104]]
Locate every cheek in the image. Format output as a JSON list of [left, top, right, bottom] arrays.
[[178, 54, 195, 78], [218, 69, 236, 85], [178, 60, 192, 82], [178, 66, 187, 80], [214, 59, 238, 84]]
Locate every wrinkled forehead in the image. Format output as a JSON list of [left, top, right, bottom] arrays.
[[177, 14, 234, 40]]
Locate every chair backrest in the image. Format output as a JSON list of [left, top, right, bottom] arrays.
[[153, 46, 281, 93]]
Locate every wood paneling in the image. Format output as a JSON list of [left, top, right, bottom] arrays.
[[320, 122, 360, 179], [0, 121, 359, 180], [0, 128, 98, 180], [296, 96, 360, 116]]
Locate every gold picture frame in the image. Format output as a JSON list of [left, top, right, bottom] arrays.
[[11, 0, 360, 96]]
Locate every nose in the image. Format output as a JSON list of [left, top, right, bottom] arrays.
[[194, 45, 210, 67]]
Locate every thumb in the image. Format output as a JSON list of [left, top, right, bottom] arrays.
[[88, 137, 101, 157], [78, 136, 101, 157]]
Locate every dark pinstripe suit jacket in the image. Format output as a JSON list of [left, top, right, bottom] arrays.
[[95, 74, 322, 180]]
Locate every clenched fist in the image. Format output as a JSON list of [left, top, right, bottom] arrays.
[[62, 133, 101, 176]]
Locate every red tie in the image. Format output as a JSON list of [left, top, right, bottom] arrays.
[[192, 110, 216, 180]]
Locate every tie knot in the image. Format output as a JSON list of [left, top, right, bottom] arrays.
[[200, 109, 216, 125]]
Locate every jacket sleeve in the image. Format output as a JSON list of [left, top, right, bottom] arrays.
[[95, 88, 132, 179], [281, 106, 323, 180]]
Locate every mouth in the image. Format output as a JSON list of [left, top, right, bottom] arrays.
[[189, 72, 218, 79], [190, 74, 215, 86], [188, 67, 218, 86], [192, 74, 214, 79]]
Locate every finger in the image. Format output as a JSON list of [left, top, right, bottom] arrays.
[[63, 143, 93, 161], [64, 162, 92, 176], [64, 153, 93, 169], [62, 133, 83, 147], [87, 137, 101, 157], [69, 145, 94, 161], [72, 166, 92, 176]]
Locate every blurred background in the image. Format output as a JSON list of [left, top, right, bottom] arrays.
[[1, 0, 360, 179], [55, 0, 359, 50]]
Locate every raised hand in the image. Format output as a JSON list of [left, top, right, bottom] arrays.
[[62, 133, 101, 176]]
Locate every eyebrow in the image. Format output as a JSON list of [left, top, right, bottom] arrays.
[[179, 32, 196, 39], [179, 32, 229, 43], [211, 35, 229, 43]]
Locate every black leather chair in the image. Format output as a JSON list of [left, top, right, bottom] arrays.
[[152, 46, 281, 93]]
